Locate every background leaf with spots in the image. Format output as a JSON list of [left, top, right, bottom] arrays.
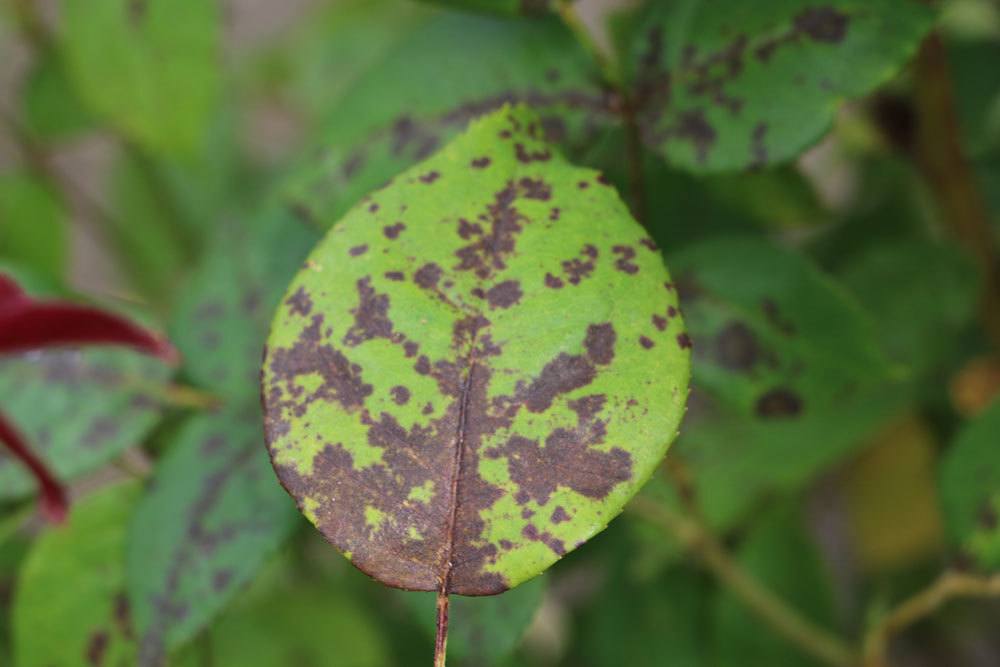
[[2, 0, 1000, 666]]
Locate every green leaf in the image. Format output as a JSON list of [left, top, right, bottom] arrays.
[[170, 208, 318, 397], [418, 0, 559, 16], [172, 554, 390, 667], [0, 348, 170, 501], [13, 482, 141, 667], [284, 9, 617, 227], [948, 38, 1000, 158], [20, 48, 97, 141], [667, 237, 895, 527], [571, 548, 708, 667], [713, 505, 837, 667], [262, 106, 690, 594], [839, 239, 979, 375], [625, 0, 934, 171], [401, 575, 545, 664], [247, 0, 432, 128], [0, 172, 67, 283], [126, 405, 300, 665], [59, 0, 220, 154], [939, 400, 1000, 571]]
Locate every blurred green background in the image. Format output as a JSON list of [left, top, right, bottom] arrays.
[[1, 0, 1000, 665]]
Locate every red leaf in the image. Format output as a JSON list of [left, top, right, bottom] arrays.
[[0, 411, 68, 523], [0, 273, 178, 363]]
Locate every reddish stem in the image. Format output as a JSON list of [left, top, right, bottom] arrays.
[[0, 274, 178, 363], [0, 411, 67, 523]]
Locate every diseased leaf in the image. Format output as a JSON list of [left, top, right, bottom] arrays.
[[713, 505, 837, 667], [401, 574, 545, 664], [13, 482, 141, 667], [284, 10, 618, 227], [172, 554, 390, 667], [127, 405, 300, 665], [171, 209, 318, 397], [939, 400, 1000, 571], [59, 0, 220, 154], [0, 348, 169, 501], [667, 237, 895, 527], [262, 106, 690, 595], [626, 0, 934, 171]]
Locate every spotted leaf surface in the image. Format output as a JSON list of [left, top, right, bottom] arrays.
[[127, 405, 300, 665], [170, 209, 318, 398], [626, 0, 934, 171], [13, 482, 140, 667], [263, 107, 690, 595], [285, 10, 618, 228], [666, 238, 894, 527], [939, 401, 1000, 571], [0, 349, 169, 500]]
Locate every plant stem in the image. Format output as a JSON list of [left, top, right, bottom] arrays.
[[554, 0, 620, 88], [912, 34, 1000, 349], [434, 588, 450, 667], [554, 0, 648, 226], [628, 496, 857, 667], [861, 571, 1000, 667]]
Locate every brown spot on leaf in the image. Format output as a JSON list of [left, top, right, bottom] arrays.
[[383, 222, 406, 239], [343, 278, 398, 346], [385, 271, 405, 281], [86, 630, 109, 666], [286, 287, 313, 317], [639, 336, 655, 349], [551, 506, 570, 523], [677, 333, 693, 349], [714, 322, 759, 372], [414, 263, 443, 289], [612, 245, 639, 274], [349, 245, 368, 257], [514, 143, 551, 163], [419, 171, 441, 184], [794, 6, 849, 43], [391, 385, 411, 406], [545, 273, 564, 289], [471, 157, 491, 169], [486, 280, 523, 309], [584, 323, 616, 365], [755, 388, 803, 418]]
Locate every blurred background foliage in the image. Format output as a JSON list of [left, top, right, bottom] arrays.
[[1, 0, 999, 665]]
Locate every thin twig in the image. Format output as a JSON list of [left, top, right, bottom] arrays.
[[434, 588, 450, 667], [862, 571, 1000, 667], [628, 496, 857, 667], [554, 0, 620, 87], [912, 34, 1000, 348], [554, 0, 648, 225]]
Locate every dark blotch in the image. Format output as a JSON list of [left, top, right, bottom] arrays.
[[755, 388, 804, 418], [383, 222, 406, 239], [584, 323, 616, 365], [714, 322, 759, 372], [414, 263, 443, 289], [486, 280, 523, 309], [471, 157, 492, 169], [391, 385, 411, 406], [286, 287, 313, 317], [349, 245, 368, 257], [794, 6, 849, 43], [419, 171, 440, 184]]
